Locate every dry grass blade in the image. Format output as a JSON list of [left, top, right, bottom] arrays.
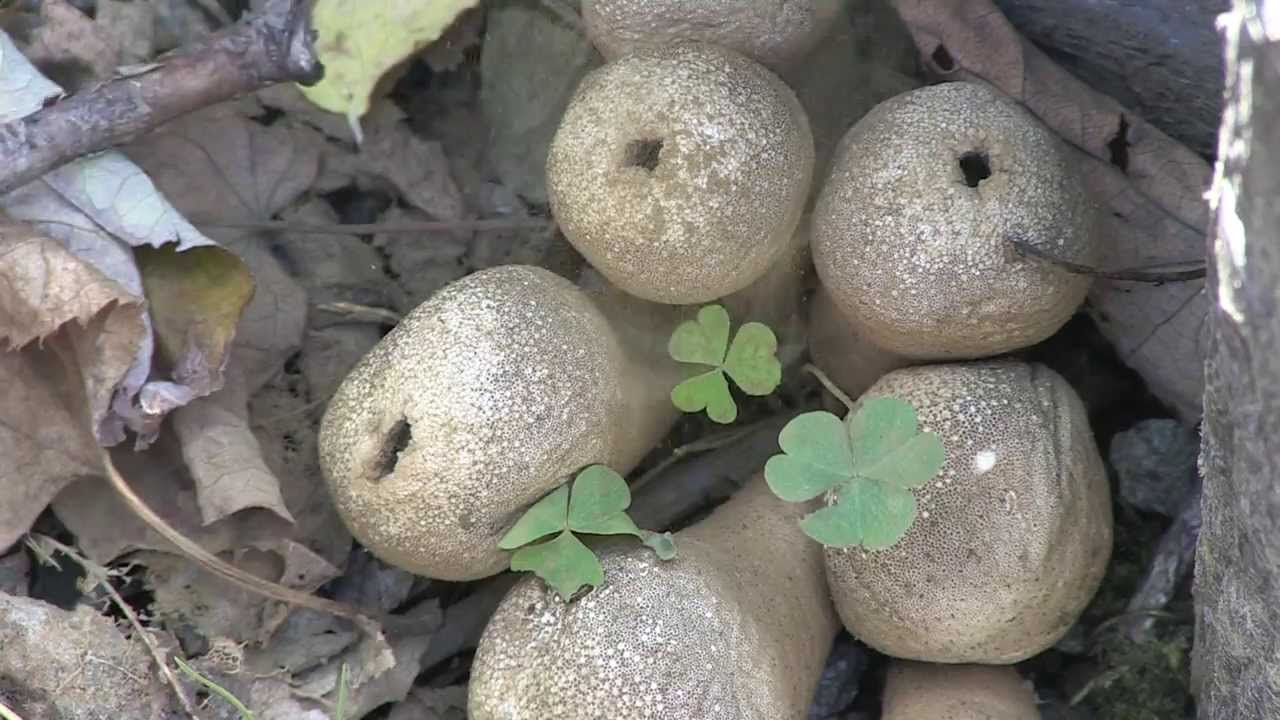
[[97, 447, 382, 637]]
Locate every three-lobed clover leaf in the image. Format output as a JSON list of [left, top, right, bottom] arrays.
[[668, 304, 781, 424], [764, 397, 945, 550], [499, 465, 676, 601]]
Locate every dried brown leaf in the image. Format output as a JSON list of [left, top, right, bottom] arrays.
[[0, 223, 147, 551], [93, 0, 158, 67], [123, 108, 315, 524], [171, 373, 295, 526], [124, 106, 321, 226], [359, 105, 466, 220], [1, 44, 257, 443], [892, 0, 1207, 420], [142, 543, 339, 646], [15, 0, 121, 90], [51, 436, 290, 564]]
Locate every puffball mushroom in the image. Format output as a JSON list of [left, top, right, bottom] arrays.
[[469, 474, 839, 719], [826, 360, 1111, 664], [547, 41, 814, 304], [882, 661, 1041, 720], [318, 265, 679, 581], [581, 0, 839, 72], [812, 81, 1098, 360]]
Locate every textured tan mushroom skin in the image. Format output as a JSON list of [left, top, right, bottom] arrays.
[[825, 361, 1112, 663], [317, 265, 676, 581], [469, 476, 839, 720], [882, 661, 1042, 720], [812, 81, 1098, 359], [581, 0, 839, 71], [548, 42, 814, 304]]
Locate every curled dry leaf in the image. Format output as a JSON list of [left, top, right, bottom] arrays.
[[1, 30, 255, 448], [121, 106, 320, 526], [892, 0, 1208, 421], [12, 0, 122, 90], [0, 223, 145, 552], [359, 104, 467, 221]]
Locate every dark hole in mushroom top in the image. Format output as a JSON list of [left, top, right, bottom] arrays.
[[373, 418, 413, 480], [931, 44, 956, 72], [959, 151, 992, 188], [624, 138, 663, 172]]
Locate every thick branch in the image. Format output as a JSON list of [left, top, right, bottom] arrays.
[[0, 0, 322, 196], [1193, 1, 1280, 717]]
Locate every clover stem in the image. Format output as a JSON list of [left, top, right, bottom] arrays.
[[803, 363, 856, 412]]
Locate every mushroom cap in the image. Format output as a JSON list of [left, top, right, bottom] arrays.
[[581, 0, 839, 71], [547, 42, 814, 304], [825, 360, 1112, 663], [317, 265, 630, 581], [812, 81, 1097, 359], [469, 476, 837, 720], [882, 661, 1041, 720]]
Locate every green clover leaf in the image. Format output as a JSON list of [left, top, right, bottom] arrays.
[[509, 531, 602, 601], [497, 485, 568, 550], [500, 465, 678, 601], [764, 397, 945, 550], [668, 304, 781, 424]]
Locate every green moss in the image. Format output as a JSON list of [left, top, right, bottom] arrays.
[[1082, 626, 1193, 720]]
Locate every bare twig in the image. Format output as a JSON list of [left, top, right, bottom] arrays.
[[195, 218, 556, 235], [1009, 237, 1207, 284], [315, 302, 403, 326], [0, 0, 322, 195], [27, 535, 201, 719]]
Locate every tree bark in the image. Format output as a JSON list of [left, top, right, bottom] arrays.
[[1193, 1, 1280, 717], [994, 0, 1228, 158]]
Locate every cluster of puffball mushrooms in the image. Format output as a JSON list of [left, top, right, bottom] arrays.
[[318, 2, 1114, 718]]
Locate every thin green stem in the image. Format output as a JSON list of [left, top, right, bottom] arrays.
[[174, 656, 254, 719], [802, 363, 856, 412], [334, 663, 350, 720], [0, 699, 25, 720]]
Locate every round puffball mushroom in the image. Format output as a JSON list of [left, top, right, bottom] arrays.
[[318, 265, 680, 581], [548, 42, 814, 304], [825, 360, 1112, 664], [882, 661, 1041, 720], [468, 475, 840, 720], [812, 81, 1098, 360], [581, 0, 839, 72]]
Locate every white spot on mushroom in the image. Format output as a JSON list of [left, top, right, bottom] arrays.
[[973, 449, 997, 475]]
